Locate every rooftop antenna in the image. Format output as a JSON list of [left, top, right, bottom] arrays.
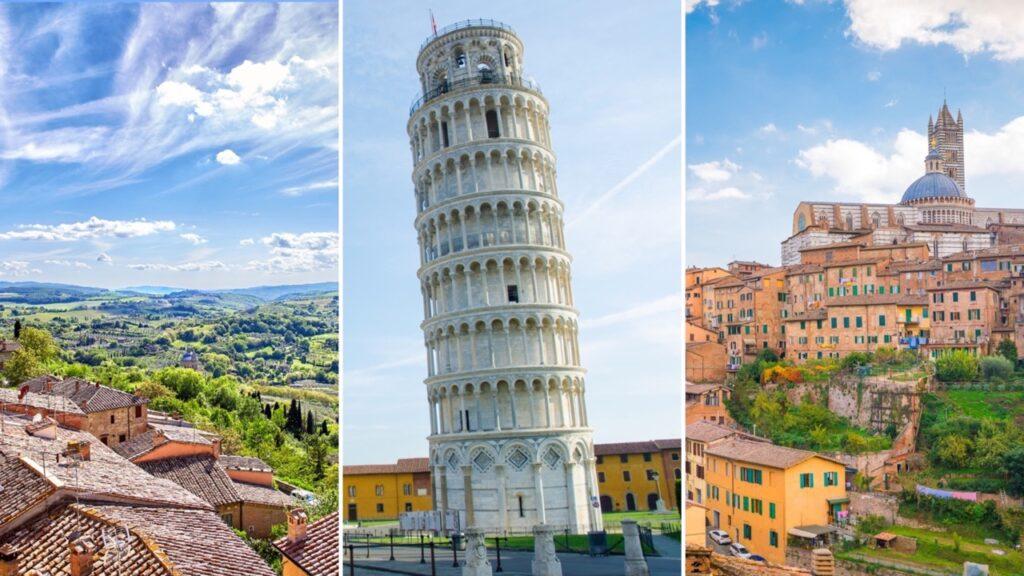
[[101, 525, 133, 576]]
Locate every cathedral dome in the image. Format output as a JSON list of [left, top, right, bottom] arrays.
[[901, 172, 965, 203]]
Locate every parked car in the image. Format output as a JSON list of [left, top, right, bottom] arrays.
[[728, 542, 752, 559], [747, 554, 767, 563], [708, 529, 731, 545]]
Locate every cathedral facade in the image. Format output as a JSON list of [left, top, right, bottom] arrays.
[[782, 102, 1024, 265]]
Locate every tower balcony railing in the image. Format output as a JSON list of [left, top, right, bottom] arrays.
[[410, 72, 542, 116], [419, 19, 515, 52]]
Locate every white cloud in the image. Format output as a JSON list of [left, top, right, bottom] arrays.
[[281, 179, 338, 196], [866, 70, 882, 82], [0, 217, 175, 242], [248, 231, 338, 273], [885, 98, 899, 108], [583, 294, 681, 329], [129, 261, 228, 272], [0, 261, 41, 276], [180, 233, 207, 245], [240, 238, 255, 246], [760, 123, 778, 134], [44, 259, 91, 269], [688, 186, 753, 202], [96, 253, 113, 265], [752, 31, 769, 51], [688, 159, 740, 183], [215, 149, 241, 165], [797, 124, 818, 135], [686, 0, 720, 13], [844, 0, 1024, 61]]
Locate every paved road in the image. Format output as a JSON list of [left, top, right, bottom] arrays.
[[345, 545, 682, 575]]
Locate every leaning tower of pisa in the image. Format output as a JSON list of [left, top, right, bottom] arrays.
[[408, 20, 600, 534]]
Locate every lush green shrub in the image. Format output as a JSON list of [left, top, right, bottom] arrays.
[[935, 350, 980, 382], [980, 355, 1014, 381], [997, 338, 1018, 365], [841, 352, 872, 370], [855, 514, 890, 535]]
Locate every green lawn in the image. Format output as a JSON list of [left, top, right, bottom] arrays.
[[840, 524, 1023, 576], [602, 510, 680, 528], [944, 389, 1024, 420]]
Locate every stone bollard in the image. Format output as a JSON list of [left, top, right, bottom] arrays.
[[462, 528, 492, 576], [532, 524, 562, 576], [963, 562, 990, 576], [811, 548, 835, 576], [622, 520, 649, 576]]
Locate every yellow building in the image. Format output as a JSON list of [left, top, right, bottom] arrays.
[[686, 501, 708, 547], [342, 458, 433, 523], [703, 438, 848, 565], [594, 439, 682, 513]]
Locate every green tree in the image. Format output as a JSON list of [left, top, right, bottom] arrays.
[[935, 434, 973, 468], [17, 327, 58, 363], [935, 350, 980, 382], [997, 339, 1018, 365], [304, 433, 330, 481], [980, 355, 1014, 381], [1, 348, 44, 384], [154, 367, 206, 401], [1003, 447, 1024, 498]]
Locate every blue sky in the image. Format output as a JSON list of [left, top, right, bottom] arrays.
[[343, 0, 682, 464], [0, 3, 337, 289], [687, 0, 1024, 267]]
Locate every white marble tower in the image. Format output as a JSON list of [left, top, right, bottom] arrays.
[[408, 20, 600, 534]]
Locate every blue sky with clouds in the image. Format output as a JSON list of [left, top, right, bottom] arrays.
[[344, 0, 681, 464], [687, 0, 1024, 267], [0, 3, 338, 289]]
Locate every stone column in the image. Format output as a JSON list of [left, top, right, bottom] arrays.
[[531, 524, 562, 576], [463, 465, 476, 527], [496, 465, 509, 533], [438, 466, 449, 517], [621, 520, 649, 576], [532, 462, 547, 524], [563, 461, 578, 534], [584, 457, 601, 531], [462, 528, 492, 576]]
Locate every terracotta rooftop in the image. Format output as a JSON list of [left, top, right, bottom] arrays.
[[686, 421, 742, 444], [2, 502, 277, 576], [705, 437, 843, 469], [219, 454, 273, 472], [594, 439, 680, 456], [152, 421, 216, 445], [274, 511, 339, 576], [140, 455, 242, 508], [233, 480, 296, 508], [111, 428, 162, 460], [0, 414, 209, 511], [0, 386, 85, 414], [686, 545, 811, 575], [344, 457, 431, 475], [23, 375, 147, 413]]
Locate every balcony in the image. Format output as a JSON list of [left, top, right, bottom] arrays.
[[410, 72, 543, 116], [419, 19, 515, 52]]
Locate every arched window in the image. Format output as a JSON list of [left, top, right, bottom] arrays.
[[485, 110, 500, 138], [455, 48, 467, 69]]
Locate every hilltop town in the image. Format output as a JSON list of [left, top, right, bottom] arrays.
[[0, 284, 340, 574], [685, 104, 1024, 575]]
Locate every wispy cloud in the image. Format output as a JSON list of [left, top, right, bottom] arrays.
[[281, 179, 338, 196], [0, 217, 175, 242]]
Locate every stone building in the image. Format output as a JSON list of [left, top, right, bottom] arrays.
[[342, 457, 434, 522], [410, 20, 599, 534], [593, 439, 681, 513], [781, 103, 1024, 265], [22, 375, 148, 447], [0, 412, 275, 575], [0, 340, 20, 370], [685, 382, 733, 426]]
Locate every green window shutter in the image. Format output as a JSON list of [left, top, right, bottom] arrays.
[[828, 287, 834, 297], [743, 524, 751, 539], [743, 496, 749, 511], [831, 318, 837, 329], [843, 317, 850, 328], [879, 315, 885, 326], [770, 531, 778, 547], [769, 503, 776, 519], [856, 317, 863, 328], [816, 320, 822, 329]]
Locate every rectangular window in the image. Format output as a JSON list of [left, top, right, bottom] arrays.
[[620, 454, 629, 463], [953, 292, 959, 302], [643, 453, 652, 462], [855, 316, 863, 328], [769, 502, 776, 519], [743, 496, 749, 512], [830, 318, 837, 329], [598, 472, 605, 482], [623, 471, 631, 481], [743, 524, 751, 540], [970, 290, 977, 301], [799, 473, 814, 488], [843, 317, 850, 328], [878, 315, 886, 327], [507, 285, 519, 303], [770, 530, 779, 547]]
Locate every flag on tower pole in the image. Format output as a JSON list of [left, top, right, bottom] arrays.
[[430, 9, 437, 34]]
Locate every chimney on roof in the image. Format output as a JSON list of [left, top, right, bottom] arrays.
[[0, 544, 20, 576], [66, 440, 91, 461], [68, 536, 99, 576], [212, 437, 221, 458], [287, 509, 308, 544]]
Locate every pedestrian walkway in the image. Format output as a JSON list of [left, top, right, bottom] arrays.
[[652, 534, 682, 559], [344, 547, 683, 575]]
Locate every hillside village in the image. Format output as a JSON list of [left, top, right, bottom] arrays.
[[0, 286, 339, 574]]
